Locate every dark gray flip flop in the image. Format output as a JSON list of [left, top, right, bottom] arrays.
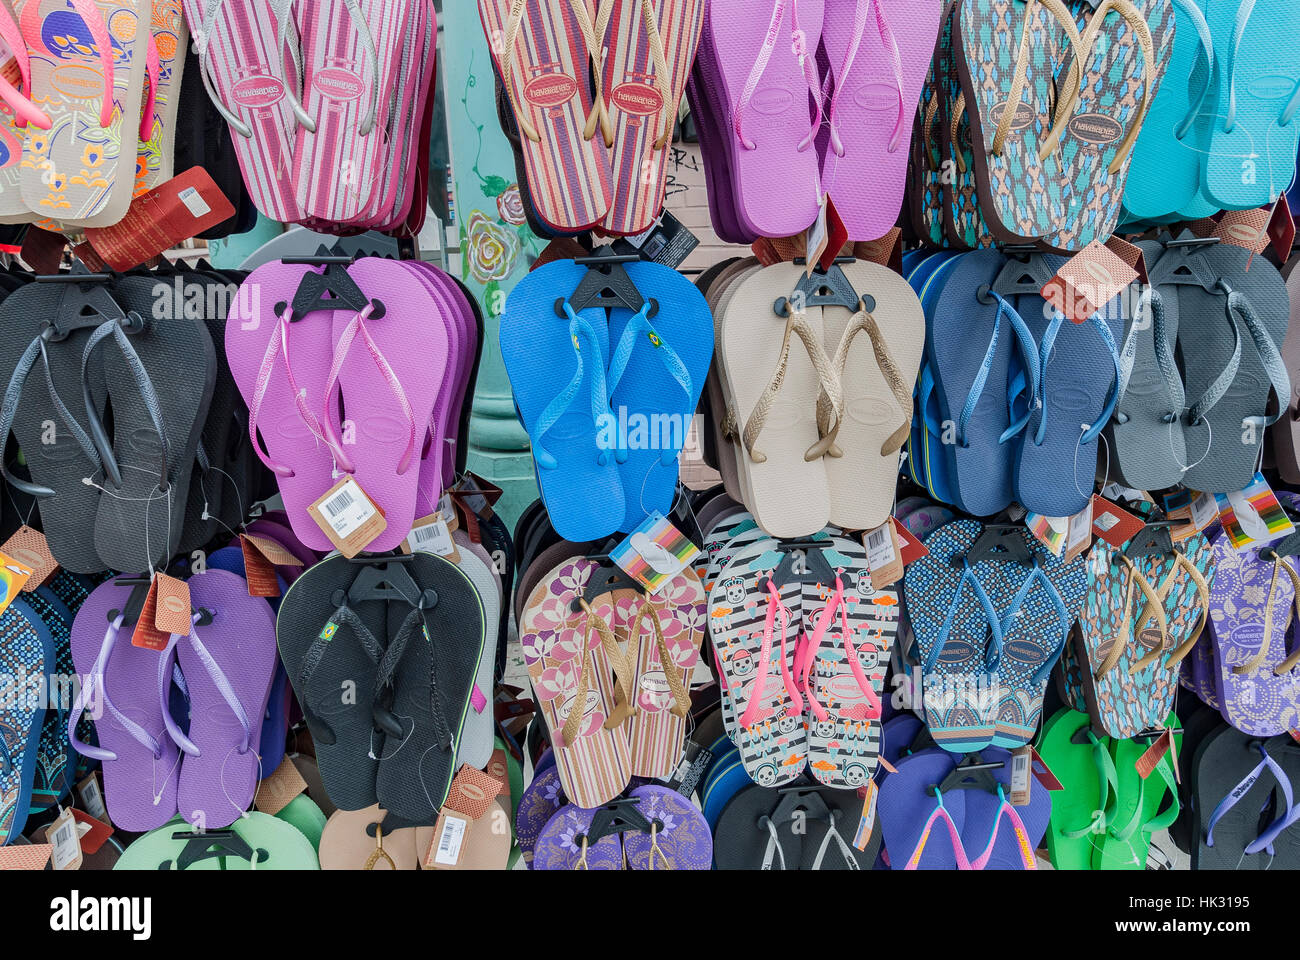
[[1191, 725, 1295, 869]]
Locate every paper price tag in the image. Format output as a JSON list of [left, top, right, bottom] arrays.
[[1065, 502, 1094, 562], [1040, 240, 1138, 323], [1010, 746, 1033, 806], [864, 519, 903, 590], [308, 476, 386, 558], [153, 573, 192, 635], [240, 535, 281, 597], [254, 756, 308, 815], [402, 512, 461, 562], [431, 815, 467, 867], [852, 780, 879, 853], [2, 526, 58, 592], [130, 577, 168, 651], [76, 773, 108, 824], [47, 809, 82, 871]]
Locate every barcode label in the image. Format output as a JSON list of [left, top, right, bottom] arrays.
[[178, 185, 211, 218], [323, 488, 355, 518], [48, 812, 80, 870], [434, 815, 467, 866], [865, 523, 896, 569], [316, 478, 376, 540], [1010, 749, 1032, 806], [867, 528, 888, 550], [409, 516, 455, 557]]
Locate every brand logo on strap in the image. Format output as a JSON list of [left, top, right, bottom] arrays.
[[313, 68, 362, 102], [231, 75, 285, 108], [1248, 75, 1297, 100], [50, 65, 103, 100], [989, 99, 1034, 132], [1067, 113, 1123, 145], [524, 73, 577, 109], [611, 81, 662, 117]]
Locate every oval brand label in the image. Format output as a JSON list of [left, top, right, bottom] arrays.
[[750, 86, 793, 116], [557, 689, 601, 722], [853, 82, 898, 111], [232, 75, 284, 108], [1224, 223, 1262, 247], [1067, 113, 1123, 145], [161, 595, 187, 615], [990, 99, 1034, 132], [51, 64, 104, 100], [1051, 386, 1090, 413], [611, 81, 662, 117], [313, 68, 362, 102], [9, 548, 42, 568], [458, 783, 488, 803], [524, 73, 577, 109], [1002, 639, 1043, 664], [847, 396, 894, 426], [639, 671, 670, 694], [937, 641, 975, 664], [1248, 75, 1296, 100]]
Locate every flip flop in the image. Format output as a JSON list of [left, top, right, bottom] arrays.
[[0, 0, 51, 223], [879, 747, 971, 869], [1093, 717, 1182, 869], [1040, 707, 1116, 869], [960, 746, 1051, 868], [0, 598, 53, 845], [446, 533, 500, 772], [115, 812, 318, 869], [1270, 265, 1300, 485], [1190, 725, 1294, 869], [22, 586, 74, 814], [532, 801, 624, 870]]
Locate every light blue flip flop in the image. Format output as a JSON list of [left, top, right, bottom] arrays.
[[0, 598, 54, 846]]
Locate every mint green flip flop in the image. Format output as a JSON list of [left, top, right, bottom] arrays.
[[275, 795, 328, 852], [114, 814, 319, 870]]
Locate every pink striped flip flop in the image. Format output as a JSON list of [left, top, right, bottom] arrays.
[[319, 258, 450, 552], [370, 0, 435, 231], [181, 0, 303, 222], [595, 0, 705, 236], [291, 0, 410, 224], [819, 0, 944, 241], [225, 261, 340, 553], [478, 0, 613, 232]]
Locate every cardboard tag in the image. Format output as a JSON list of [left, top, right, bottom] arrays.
[[805, 193, 830, 276], [852, 779, 879, 851], [243, 533, 303, 568], [1029, 746, 1064, 791], [750, 236, 784, 267], [430, 815, 468, 867], [69, 808, 112, 856], [0, 844, 51, 870], [818, 197, 850, 272], [254, 756, 308, 815], [610, 209, 699, 269], [46, 808, 82, 870], [1090, 495, 1145, 548], [1010, 746, 1033, 806], [1104, 235, 1150, 286], [424, 765, 504, 869], [1214, 206, 1272, 254], [1135, 728, 1178, 783], [1040, 240, 1139, 323], [83, 167, 236, 271], [20, 226, 67, 275], [1268, 193, 1295, 265], [2, 526, 58, 591], [0, 548, 34, 616], [401, 512, 461, 562], [864, 519, 904, 589], [1215, 473, 1294, 551], [76, 772, 108, 825], [853, 226, 901, 273], [239, 535, 281, 597], [659, 739, 711, 796], [153, 573, 192, 635], [130, 577, 169, 651], [1025, 513, 1068, 557], [308, 476, 386, 558], [609, 513, 699, 594], [895, 520, 930, 566], [1065, 502, 1094, 562]]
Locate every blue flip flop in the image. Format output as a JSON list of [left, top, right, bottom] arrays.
[[905, 251, 965, 506], [501, 261, 625, 541], [606, 262, 713, 531], [23, 587, 75, 814], [1203, 0, 1300, 210], [0, 597, 55, 845]]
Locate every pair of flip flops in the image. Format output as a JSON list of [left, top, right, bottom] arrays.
[[705, 518, 897, 789], [687, 0, 942, 243], [1040, 707, 1181, 870], [115, 812, 319, 870], [67, 569, 279, 832], [904, 518, 1088, 751], [501, 257, 712, 541], [0, 0, 187, 230], [952, 0, 1176, 251], [184, 0, 436, 234], [480, 0, 704, 237], [907, 249, 1123, 519], [276, 553, 487, 824], [1057, 503, 1215, 739], [0, 267, 219, 573], [1124, 0, 1300, 223], [531, 784, 711, 870], [708, 260, 923, 536], [227, 257, 482, 555]]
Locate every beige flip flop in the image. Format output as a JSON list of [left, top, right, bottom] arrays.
[[704, 258, 761, 506], [820, 261, 925, 530], [318, 805, 425, 870]]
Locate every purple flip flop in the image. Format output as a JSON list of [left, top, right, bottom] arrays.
[[532, 803, 624, 870], [68, 580, 181, 832], [621, 785, 712, 870], [515, 764, 566, 868], [163, 569, 279, 828]]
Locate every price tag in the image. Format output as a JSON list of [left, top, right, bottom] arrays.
[[402, 512, 461, 563], [308, 476, 387, 558]]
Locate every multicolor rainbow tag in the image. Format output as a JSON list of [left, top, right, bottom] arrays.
[[610, 513, 700, 594]]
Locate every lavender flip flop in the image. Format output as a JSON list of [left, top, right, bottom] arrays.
[[515, 764, 566, 868], [532, 803, 624, 870], [68, 580, 181, 832], [621, 785, 712, 870], [163, 569, 279, 828]]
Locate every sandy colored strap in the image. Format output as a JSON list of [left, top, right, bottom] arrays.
[[502, 0, 604, 143], [1096, 558, 1166, 677], [1273, 559, 1300, 675], [632, 597, 691, 719], [1137, 552, 1210, 671], [742, 313, 843, 464], [992, 0, 1084, 157], [824, 301, 914, 457], [949, 91, 968, 172], [574, 835, 590, 869], [1236, 558, 1291, 676], [595, 0, 674, 148], [923, 90, 942, 166], [647, 822, 672, 869], [1043, 0, 1155, 170], [363, 826, 396, 871], [562, 601, 638, 746]]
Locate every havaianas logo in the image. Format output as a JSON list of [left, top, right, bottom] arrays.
[[1067, 113, 1123, 145], [313, 68, 362, 102], [611, 81, 662, 117], [989, 99, 1034, 132], [50, 64, 103, 100], [231, 75, 285, 108], [524, 73, 577, 109]]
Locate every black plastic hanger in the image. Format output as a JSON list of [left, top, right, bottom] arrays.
[[161, 829, 268, 870], [1125, 521, 1177, 560], [342, 557, 435, 609], [760, 539, 839, 591], [966, 525, 1033, 567], [571, 558, 644, 612], [774, 258, 873, 316], [280, 246, 385, 318], [927, 754, 1005, 797], [558, 248, 657, 318]]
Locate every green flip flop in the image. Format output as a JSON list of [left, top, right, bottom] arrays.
[[114, 814, 319, 870], [1040, 708, 1118, 870], [1093, 714, 1182, 870], [275, 795, 328, 853]]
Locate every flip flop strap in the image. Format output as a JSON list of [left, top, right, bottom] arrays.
[[949, 91, 970, 172], [0, 335, 103, 498], [1236, 557, 1300, 675], [968, 786, 1037, 869], [605, 302, 694, 465], [991, 0, 1084, 158], [82, 317, 169, 493], [733, 0, 824, 151], [827, 0, 904, 155], [810, 809, 861, 869], [159, 615, 254, 756], [1063, 732, 1119, 838], [1114, 287, 1184, 426], [1206, 742, 1293, 852], [1183, 293, 1244, 425], [740, 581, 797, 728], [592, 0, 673, 148], [923, 90, 942, 167], [904, 789, 973, 870], [823, 303, 914, 458], [67, 615, 165, 762], [759, 815, 788, 870], [1034, 311, 1121, 446], [1096, 557, 1168, 678], [0, 3, 48, 128], [629, 596, 691, 720], [63, 0, 115, 127], [801, 578, 844, 724], [1168, 0, 1215, 139], [1219, 280, 1291, 431], [531, 306, 611, 471], [1045, 0, 1155, 172], [926, 559, 1003, 675], [1153, 551, 1212, 669], [320, 301, 417, 475], [993, 559, 1071, 682], [959, 291, 1040, 447], [742, 312, 843, 464], [833, 577, 884, 720], [139, 32, 159, 142], [293, 603, 387, 746], [560, 602, 625, 747]]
